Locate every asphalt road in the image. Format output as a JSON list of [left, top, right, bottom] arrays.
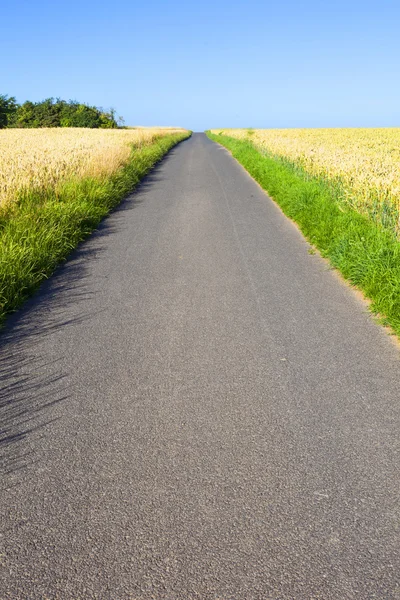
[[1, 133, 400, 599]]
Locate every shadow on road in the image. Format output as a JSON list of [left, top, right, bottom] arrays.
[[0, 152, 173, 482], [0, 251, 97, 483]]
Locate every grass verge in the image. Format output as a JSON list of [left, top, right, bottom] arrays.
[[206, 131, 400, 337], [0, 131, 190, 322]]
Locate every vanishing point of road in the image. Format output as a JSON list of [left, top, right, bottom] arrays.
[[1, 133, 399, 599]]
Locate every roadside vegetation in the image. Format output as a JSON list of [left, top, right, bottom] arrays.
[[0, 94, 121, 129], [0, 127, 190, 320], [207, 129, 400, 336]]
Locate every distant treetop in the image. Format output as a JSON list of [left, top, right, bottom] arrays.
[[0, 95, 122, 129]]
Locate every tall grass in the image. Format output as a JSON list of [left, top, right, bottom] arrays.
[[0, 130, 190, 320], [0, 127, 187, 207], [210, 128, 400, 235], [207, 131, 400, 337]]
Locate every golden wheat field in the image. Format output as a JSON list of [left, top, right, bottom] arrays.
[[212, 128, 400, 228], [0, 127, 185, 207]]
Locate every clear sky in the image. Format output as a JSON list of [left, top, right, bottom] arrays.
[[1, 0, 399, 131]]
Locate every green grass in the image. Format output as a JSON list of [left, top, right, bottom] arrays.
[[206, 131, 400, 337], [0, 131, 190, 321]]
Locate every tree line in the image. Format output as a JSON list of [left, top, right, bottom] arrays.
[[0, 94, 123, 129]]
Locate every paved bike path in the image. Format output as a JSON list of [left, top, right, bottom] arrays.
[[1, 133, 399, 599]]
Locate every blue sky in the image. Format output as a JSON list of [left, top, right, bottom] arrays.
[[1, 0, 399, 130]]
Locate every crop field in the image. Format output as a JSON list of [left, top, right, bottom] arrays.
[[211, 128, 400, 233], [0, 127, 186, 207]]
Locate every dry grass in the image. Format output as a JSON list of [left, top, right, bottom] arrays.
[[0, 127, 186, 207], [211, 128, 400, 230]]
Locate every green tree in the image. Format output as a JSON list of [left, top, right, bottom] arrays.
[[0, 94, 18, 128], [4, 95, 121, 129], [12, 101, 38, 128]]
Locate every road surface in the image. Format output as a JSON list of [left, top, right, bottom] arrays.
[[1, 133, 400, 599]]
